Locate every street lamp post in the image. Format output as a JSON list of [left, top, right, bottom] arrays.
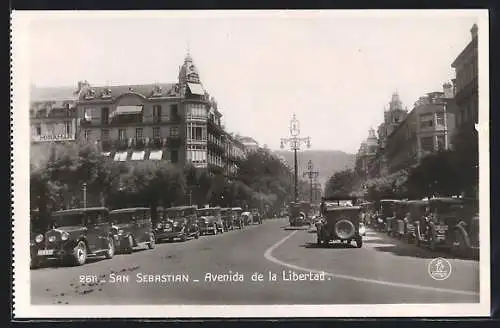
[[303, 160, 319, 204], [82, 183, 87, 209], [280, 114, 311, 202]]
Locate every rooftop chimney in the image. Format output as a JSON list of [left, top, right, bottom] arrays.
[[471, 23, 478, 40]]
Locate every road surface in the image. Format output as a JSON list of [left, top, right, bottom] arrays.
[[31, 218, 479, 305]]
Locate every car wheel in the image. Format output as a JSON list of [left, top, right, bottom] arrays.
[[195, 232, 200, 239], [72, 241, 87, 266], [181, 233, 187, 242], [356, 237, 363, 248], [105, 237, 115, 259], [148, 234, 155, 249]]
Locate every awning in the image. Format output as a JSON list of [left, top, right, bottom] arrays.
[[149, 150, 163, 160], [131, 151, 145, 161], [187, 83, 205, 96], [101, 152, 111, 157], [114, 151, 128, 161], [113, 105, 143, 116]]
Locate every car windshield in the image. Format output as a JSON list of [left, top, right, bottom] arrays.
[[436, 203, 464, 216], [166, 209, 194, 218], [51, 211, 105, 227], [110, 212, 147, 224], [221, 210, 232, 216], [198, 209, 217, 216], [381, 202, 396, 216]]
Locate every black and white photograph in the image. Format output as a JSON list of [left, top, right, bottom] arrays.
[[11, 10, 490, 318]]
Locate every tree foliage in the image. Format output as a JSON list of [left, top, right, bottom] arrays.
[[324, 169, 358, 198]]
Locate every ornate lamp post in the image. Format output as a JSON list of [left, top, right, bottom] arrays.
[[280, 114, 311, 202], [303, 160, 319, 204]]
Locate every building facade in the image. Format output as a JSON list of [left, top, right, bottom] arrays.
[[355, 127, 379, 179], [75, 52, 245, 175], [451, 23, 478, 132], [385, 85, 456, 173]]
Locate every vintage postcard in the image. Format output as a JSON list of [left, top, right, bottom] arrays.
[[11, 10, 490, 318]]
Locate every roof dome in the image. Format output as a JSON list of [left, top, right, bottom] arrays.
[[178, 51, 201, 84]]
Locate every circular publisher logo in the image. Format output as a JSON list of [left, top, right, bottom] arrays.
[[428, 257, 452, 281]]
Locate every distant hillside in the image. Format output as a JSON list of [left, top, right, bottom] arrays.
[[273, 150, 356, 187]]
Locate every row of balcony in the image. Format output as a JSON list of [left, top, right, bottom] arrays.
[[80, 115, 182, 127]]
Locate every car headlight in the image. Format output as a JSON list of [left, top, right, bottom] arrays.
[[61, 232, 69, 241], [173, 222, 178, 227], [156, 223, 163, 229], [35, 234, 44, 243]]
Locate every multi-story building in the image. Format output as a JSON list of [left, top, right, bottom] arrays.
[[30, 85, 78, 145], [76, 52, 245, 175], [376, 92, 408, 175], [451, 23, 478, 131], [385, 84, 456, 173], [355, 128, 379, 179]]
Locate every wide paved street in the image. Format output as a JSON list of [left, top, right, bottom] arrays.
[[31, 218, 479, 305]]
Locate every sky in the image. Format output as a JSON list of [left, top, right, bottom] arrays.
[[25, 10, 483, 153]]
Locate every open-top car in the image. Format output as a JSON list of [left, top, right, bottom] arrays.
[[31, 207, 115, 268], [316, 196, 364, 248], [414, 197, 465, 251], [231, 207, 244, 228], [197, 207, 224, 235], [218, 208, 234, 230], [109, 207, 155, 253], [155, 206, 200, 242]]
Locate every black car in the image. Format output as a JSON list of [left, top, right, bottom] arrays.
[[31, 207, 116, 267], [155, 206, 200, 242], [229, 207, 244, 229], [197, 207, 225, 234], [110, 207, 155, 253]]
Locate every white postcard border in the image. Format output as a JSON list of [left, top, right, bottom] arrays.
[[11, 9, 490, 318]]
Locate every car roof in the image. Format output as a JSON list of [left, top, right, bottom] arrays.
[[220, 208, 232, 211], [406, 200, 429, 205], [51, 207, 109, 216], [231, 207, 243, 210], [428, 197, 464, 204], [110, 207, 150, 214], [325, 206, 361, 211], [166, 206, 197, 211], [197, 207, 221, 210]]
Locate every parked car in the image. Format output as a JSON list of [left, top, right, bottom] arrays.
[[109, 207, 155, 253], [400, 200, 429, 243], [31, 207, 115, 268], [414, 197, 465, 251], [197, 207, 224, 235], [316, 196, 363, 248], [241, 211, 253, 225], [217, 208, 234, 231], [155, 206, 200, 242], [374, 199, 401, 232], [231, 207, 244, 228], [391, 201, 408, 238], [251, 209, 262, 224], [452, 197, 479, 258]]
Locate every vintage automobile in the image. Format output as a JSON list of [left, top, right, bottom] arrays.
[[251, 209, 263, 224], [241, 211, 253, 225], [197, 207, 225, 235], [358, 202, 374, 226], [373, 199, 400, 232], [288, 201, 311, 226], [452, 197, 479, 257], [155, 206, 200, 242], [231, 207, 245, 228], [414, 197, 465, 251], [398, 200, 428, 243], [218, 208, 235, 231], [109, 207, 155, 253], [31, 207, 115, 267], [316, 196, 364, 248], [390, 201, 409, 238]]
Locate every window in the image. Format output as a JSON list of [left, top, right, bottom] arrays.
[[153, 127, 160, 139], [102, 107, 109, 124], [170, 126, 179, 137], [191, 126, 203, 140], [84, 130, 91, 141], [171, 150, 179, 163], [136, 128, 143, 140], [65, 121, 72, 135], [170, 104, 178, 118], [101, 129, 110, 140], [153, 105, 162, 123], [118, 129, 126, 141], [437, 135, 446, 151], [35, 124, 41, 136], [419, 114, 434, 129], [436, 112, 445, 126], [420, 137, 434, 152]]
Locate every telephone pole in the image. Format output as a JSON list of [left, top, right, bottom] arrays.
[[280, 114, 311, 202], [303, 160, 319, 204]]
